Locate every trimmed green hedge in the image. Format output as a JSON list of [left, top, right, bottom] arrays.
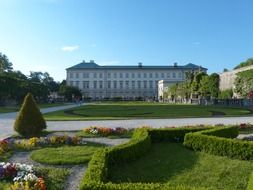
[[80, 126, 211, 190], [183, 126, 253, 160], [247, 172, 253, 190]]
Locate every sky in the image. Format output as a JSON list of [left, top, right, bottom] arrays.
[[0, 0, 253, 81]]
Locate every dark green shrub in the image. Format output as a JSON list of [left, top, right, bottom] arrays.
[[14, 93, 46, 137], [247, 172, 253, 190]]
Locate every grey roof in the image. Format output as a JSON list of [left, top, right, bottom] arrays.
[[66, 61, 207, 70]]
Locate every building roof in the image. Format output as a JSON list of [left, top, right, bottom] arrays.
[[66, 60, 207, 70]]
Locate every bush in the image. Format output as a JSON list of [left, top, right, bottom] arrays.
[[80, 127, 212, 190], [14, 93, 46, 137], [183, 126, 253, 160]]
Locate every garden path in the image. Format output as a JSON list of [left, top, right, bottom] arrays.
[[8, 137, 130, 190]]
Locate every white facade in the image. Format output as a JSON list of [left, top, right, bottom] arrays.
[[66, 61, 207, 100]]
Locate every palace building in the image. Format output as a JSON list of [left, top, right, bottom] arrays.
[[66, 60, 207, 100]]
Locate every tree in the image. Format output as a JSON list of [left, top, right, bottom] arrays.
[[191, 72, 207, 97], [14, 93, 46, 137], [234, 69, 253, 98], [0, 53, 13, 73], [234, 58, 253, 69], [208, 73, 220, 98], [219, 89, 233, 99], [59, 85, 82, 101]]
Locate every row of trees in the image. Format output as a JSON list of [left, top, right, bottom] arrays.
[[0, 53, 81, 105], [167, 72, 220, 101]]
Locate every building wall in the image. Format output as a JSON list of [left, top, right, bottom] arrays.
[[66, 64, 205, 100], [219, 65, 253, 91]]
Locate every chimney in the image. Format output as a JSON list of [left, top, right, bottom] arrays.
[[173, 62, 178, 67], [138, 62, 143, 68], [90, 60, 95, 63], [82, 60, 86, 63]]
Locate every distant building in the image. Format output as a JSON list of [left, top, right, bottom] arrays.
[[219, 65, 253, 92], [158, 80, 185, 101], [66, 60, 207, 100]]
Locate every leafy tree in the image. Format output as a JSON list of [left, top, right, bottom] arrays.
[[191, 72, 207, 97], [234, 69, 253, 98], [14, 93, 46, 137], [208, 73, 220, 98], [219, 89, 233, 99], [234, 58, 253, 69], [223, 68, 229, 72], [59, 85, 81, 101], [0, 53, 13, 73]]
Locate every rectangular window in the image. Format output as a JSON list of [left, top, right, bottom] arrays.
[[113, 81, 117, 89], [173, 72, 176, 78], [114, 73, 117, 78], [143, 81, 147, 89], [99, 81, 103, 89], [149, 73, 153, 78], [94, 73, 97, 78], [125, 81, 129, 89], [93, 81, 97, 89], [99, 73, 103, 78], [76, 73, 79, 78], [149, 81, 153, 88], [107, 81, 111, 89], [83, 81, 89, 89], [138, 73, 141, 78], [83, 73, 89, 78], [70, 81, 73, 86], [167, 73, 171, 78], [70, 73, 73, 79], [120, 73, 123, 78], [161, 73, 164, 78], [144, 73, 147, 78], [178, 72, 182, 78], [155, 73, 158, 78], [107, 73, 111, 78], [131, 73, 135, 78], [119, 81, 123, 89], [138, 81, 141, 88], [131, 81, 135, 89], [76, 81, 79, 87]]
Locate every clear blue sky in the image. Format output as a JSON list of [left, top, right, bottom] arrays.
[[1, 0, 253, 81]]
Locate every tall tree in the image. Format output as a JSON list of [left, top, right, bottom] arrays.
[[0, 53, 13, 73]]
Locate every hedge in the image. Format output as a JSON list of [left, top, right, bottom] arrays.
[[183, 126, 253, 160], [247, 172, 253, 190], [80, 126, 211, 190]]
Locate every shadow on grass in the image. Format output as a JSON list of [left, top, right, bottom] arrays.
[[108, 143, 198, 183]]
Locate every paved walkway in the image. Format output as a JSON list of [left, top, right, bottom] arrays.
[[1, 103, 253, 140]]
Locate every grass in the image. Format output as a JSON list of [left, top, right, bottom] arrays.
[[0, 103, 65, 113], [43, 102, 252, 121], [0, 167, 69, 190], [30, 143, 104, 165], [109, 143, 253, 190]]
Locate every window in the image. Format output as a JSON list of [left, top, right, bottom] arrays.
[[70, 81, 73, 86], [155, 73, 159, 78], [143, 81, 147, 89], [131, 81, 135, 89], [138, 73, 141, 78], [131, 73, 135, 78], [167, 73, 171, 78], [126, 73, 129, 78], [99, 81, 103, 89], [107, 73, 111, 78], [149, 81, 153, 88], [144, 73, 147, 78], [99, 73, 103, 78], [83, 81, 89, 89], [76, 73, 79, 78], [119, 81, 123, 89], [137, 81, 141, 88], [94, 73, 97, 78], [173, 72, 176, 78], [161, 73, 164, 78], [83, 73, 89, 78], [113, 81, 117, 89], [107, 81, 111, 89], [178, 72, 182, 78], [70, 73, 73, 79], [149, 73, 153, 78], [120, 73, 123, 78], [114, 73, 117, 78], [75, 81, 79, 87], [125, 81, 129, 89], [93, 81, 97, 89]]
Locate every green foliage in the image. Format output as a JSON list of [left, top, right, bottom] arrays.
[[219, 89, 233, 99], [234, 58, 253, 69], [199, 73, 220, 98], [247, 172, 253, 190], [183, 126, 253, 160], [58, 84, 81, 101], [14, 93, 47, 137], [234, 69, 253, 98], [0, 53, 13, 73]]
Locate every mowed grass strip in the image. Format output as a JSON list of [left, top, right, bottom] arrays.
[[109, 143, 253, 190], [44, 102, 251, 121], [30, 144, 103, 165]]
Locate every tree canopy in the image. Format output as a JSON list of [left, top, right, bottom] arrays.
[[234, 58, 253, 70]]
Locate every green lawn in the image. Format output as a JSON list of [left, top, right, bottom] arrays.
[[43, 102, 252, 121], [109, 143, 253, 190], [0, 103, 65, 113], [0, 167, 69, 190], [30, 144, 103, 165]]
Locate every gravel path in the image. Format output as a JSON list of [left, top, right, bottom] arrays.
[[8, 137, 130, 190]]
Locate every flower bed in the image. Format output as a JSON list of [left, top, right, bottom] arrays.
[[83, 126, 132, 137], [0, 162, 46, 190]]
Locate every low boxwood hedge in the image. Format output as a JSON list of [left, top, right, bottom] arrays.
[[80, 126, 211, 190]]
